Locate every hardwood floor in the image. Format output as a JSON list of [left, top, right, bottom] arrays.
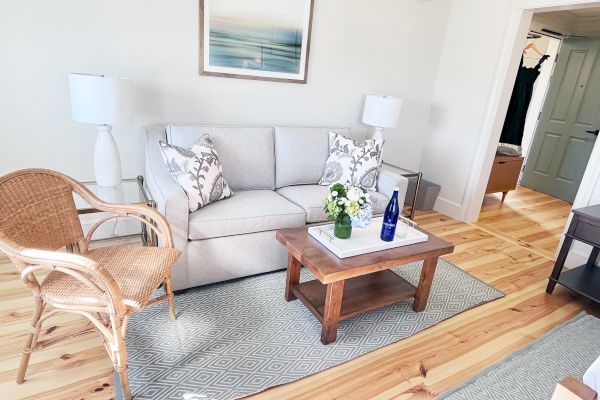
[[1, 186, 597, 399], [477, 186, 573, 259]]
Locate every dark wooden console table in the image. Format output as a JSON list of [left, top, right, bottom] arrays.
[[547, 204, 600, 303]]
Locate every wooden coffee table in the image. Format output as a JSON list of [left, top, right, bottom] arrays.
[[276, 226, 454, 344]]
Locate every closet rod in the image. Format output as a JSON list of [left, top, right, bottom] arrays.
[[529, 29, 562, 40], [530, 28, 588, 40]]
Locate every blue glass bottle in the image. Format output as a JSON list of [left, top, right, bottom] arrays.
[[380, 187, 400, 241]]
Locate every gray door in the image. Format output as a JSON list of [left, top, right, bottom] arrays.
[[520, 38, 600, 203]]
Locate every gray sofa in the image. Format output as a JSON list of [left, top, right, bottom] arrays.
[[144, 124, 409, 290]]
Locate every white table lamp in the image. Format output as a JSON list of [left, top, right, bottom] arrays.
[[362, 94, 403, 141], [69, 73, 133, 187]]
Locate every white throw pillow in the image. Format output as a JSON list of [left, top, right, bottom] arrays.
[[319, 132, 383, 190], [159, 135, 232, 212]]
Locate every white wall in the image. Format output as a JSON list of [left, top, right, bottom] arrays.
[[0, 0, 452, 181], [418, 0, 514, 219]]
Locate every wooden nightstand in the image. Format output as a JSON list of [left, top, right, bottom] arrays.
[[486, 155, 525, 202]]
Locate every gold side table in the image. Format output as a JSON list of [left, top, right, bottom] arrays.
[[76, 176, 157, 247], [381, 162, 423, 221]]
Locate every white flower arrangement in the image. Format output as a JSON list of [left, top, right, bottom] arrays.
[[323, 183, 373, 228]]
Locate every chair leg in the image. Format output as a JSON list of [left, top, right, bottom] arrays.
[[16, 297, 44, 384], [118, 368, 132, 400], [110, 315, 132, 400], [164, 276, 176, 321]]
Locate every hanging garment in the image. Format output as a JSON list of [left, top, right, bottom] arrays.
[[499, 54, 550, 146]]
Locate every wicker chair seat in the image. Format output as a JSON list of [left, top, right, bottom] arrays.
[[41, 246, 180, 310]]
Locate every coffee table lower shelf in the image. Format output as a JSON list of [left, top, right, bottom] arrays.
[[291, 270, 417, 323]]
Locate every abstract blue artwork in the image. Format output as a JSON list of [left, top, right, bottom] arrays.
[[201, 0, 314, 83]]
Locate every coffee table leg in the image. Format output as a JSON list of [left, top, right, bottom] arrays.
[[321, 280, 345, 345], [413, 257, 438, 312], [285, 254, 301, 302]]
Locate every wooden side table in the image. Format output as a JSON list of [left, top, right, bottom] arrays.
[[547, 204, 600, 304]]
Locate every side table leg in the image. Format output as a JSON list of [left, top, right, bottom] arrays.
[[413, 257, 438, 312], [321, 280, 344, 345], [587, 247, 600, 267], [285, 254, 301, 302], [547, 236, 573, 294]]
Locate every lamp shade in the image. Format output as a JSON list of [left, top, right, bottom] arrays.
[[361, 95, 402, 128], [69, 73, 133, 125]]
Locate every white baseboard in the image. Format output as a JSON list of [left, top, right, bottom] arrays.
[[433, 196, 464, 220]]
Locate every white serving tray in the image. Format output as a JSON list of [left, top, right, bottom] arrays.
[[308, 216, 428, 258]]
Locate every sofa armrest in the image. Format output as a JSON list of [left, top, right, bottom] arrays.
[[377, 168, 409, 205], [144, 125, 190, 287]]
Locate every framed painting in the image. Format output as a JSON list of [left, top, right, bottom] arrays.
[[200, 0, 314, 83]]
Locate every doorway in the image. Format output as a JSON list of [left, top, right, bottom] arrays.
[[465, 1, 600, 223], [520, 36, 600, 202], [477, 5, 600, 258]]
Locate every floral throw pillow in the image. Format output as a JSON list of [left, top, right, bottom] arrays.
[[319, 132, 383, 191], [159, 135, 232, 212]]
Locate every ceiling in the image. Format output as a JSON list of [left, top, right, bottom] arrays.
[[532, 6, 600, 37], [568, 7, 600, 17]]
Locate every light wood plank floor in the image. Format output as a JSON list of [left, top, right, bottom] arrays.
[[1, 186, 597, 399]]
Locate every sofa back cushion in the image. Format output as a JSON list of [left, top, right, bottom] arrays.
[[275, 126, 351, 188], [166, 124, 275, 190]]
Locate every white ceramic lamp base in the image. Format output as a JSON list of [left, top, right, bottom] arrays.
[[96, 184, 125, 236], [371, 126, 384, 141], [94, 125, 123, 187]]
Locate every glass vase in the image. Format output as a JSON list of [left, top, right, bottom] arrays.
[[334, 214, 352, 239]]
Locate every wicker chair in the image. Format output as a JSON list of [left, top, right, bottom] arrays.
[[0, 169, 181, 400]]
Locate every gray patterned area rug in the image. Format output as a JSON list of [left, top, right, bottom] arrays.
[[127, 259, 503, 399], [437, 312, 600, 400]]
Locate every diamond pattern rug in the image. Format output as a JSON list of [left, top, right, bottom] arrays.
[[127, 258, 503, 399], [436, 312, 600, 399]]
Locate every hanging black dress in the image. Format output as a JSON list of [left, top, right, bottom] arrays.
[[499, 54, 550, 146]]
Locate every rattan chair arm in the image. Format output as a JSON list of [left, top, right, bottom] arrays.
[[0, 237, 127, 315], [84, 204, 174, 248], [69, 182, 175, 248]]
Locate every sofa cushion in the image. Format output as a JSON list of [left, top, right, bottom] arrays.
[[276, 185, 389, 223], [275, 127, 351, 188], [188, 190, 306, 240], [166, 124, 275, 191]]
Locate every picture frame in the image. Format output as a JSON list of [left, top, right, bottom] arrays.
[[199, 0, 315, 84]]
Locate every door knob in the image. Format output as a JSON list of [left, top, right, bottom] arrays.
[[586, 130, 599, 136]]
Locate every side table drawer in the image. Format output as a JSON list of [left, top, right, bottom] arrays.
[[574, 220, 600, 246]]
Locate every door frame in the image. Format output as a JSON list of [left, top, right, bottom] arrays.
[[463, 0, 600, 223]]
